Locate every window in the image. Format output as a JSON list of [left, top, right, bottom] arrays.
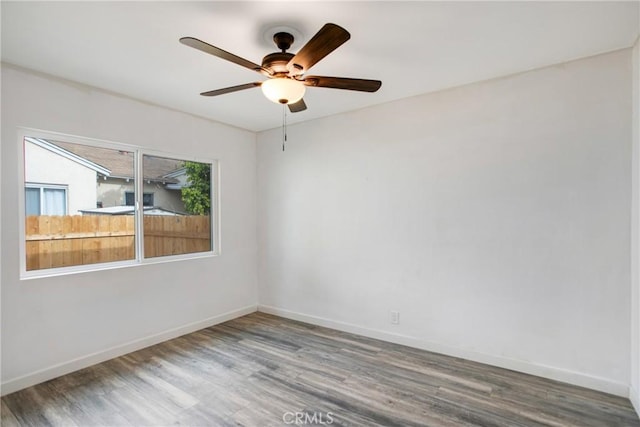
[[125, 192, 154, 207], [25, 184, 68, 215], [21, 132, 218, 277], [142, 155, 212, 258]]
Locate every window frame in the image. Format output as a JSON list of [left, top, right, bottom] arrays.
[[18, 128, 220, 280], [137, 149, 219, 264], [25, 183, 69, 215], [125, 191, 154, 207]]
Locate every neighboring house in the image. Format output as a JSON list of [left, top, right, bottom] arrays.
[[24, 138, 107, 215], [24, 137, 189, 215]]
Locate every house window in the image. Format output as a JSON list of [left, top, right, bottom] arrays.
[[25, 184, 68, 216], [125, 192, 154, 207], [21, 133, 218, 277]]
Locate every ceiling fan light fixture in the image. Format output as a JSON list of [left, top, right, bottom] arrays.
[[261, 78, 306, 105], [181, 23, 380, 115]]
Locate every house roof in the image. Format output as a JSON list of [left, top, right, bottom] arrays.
[[51, 140, 183, 183], [26, 137, 111, 176]]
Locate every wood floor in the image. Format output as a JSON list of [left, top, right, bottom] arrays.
[[2, 312, 639, 427]]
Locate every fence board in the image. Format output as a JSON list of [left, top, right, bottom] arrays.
[[25, 215, 210, 271], [38, 216, 52, 270], [142, 215, 210, 258]]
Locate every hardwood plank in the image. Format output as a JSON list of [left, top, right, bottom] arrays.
[[3, 312, 639, 426], [1, 399, 21, 427]]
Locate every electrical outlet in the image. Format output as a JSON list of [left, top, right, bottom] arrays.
[[390, 310, 400, 325]]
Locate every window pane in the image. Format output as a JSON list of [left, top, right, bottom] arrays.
[[42, 188, 66, 215], [126, 192, 153, 207], [25, 188, 41, 216], [142, 155, 212, 258], [143, 193, 154, 207], [24, 137, 135, 271]]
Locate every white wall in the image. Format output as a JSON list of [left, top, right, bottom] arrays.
[[1, 64, 258, 394], [631, 37, 640, 412], [257, 49, 632, 395], [24, 141, 97, 215]]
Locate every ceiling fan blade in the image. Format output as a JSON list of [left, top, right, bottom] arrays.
[[200, 82, 262, 97], [180, 37, 266, 74], [287, 24, 350, 73], [288, 98, 307, 113], [302, 76, 382, 92]]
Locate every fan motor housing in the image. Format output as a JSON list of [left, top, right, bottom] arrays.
[[262, 52, 294, 74]]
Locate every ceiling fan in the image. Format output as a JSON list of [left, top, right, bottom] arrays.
[[180, 23, 382, 113]]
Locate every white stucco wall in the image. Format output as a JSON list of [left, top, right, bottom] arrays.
[[97, 178, 184, 212], [24, 141, 97, 215]]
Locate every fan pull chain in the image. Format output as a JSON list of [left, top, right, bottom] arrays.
[[282, 104, 288, 151]]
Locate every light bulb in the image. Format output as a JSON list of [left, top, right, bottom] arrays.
[[261, 78, 306, 105]]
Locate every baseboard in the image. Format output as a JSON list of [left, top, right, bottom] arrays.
[[1, 304, 257, 396], [258, 305, 629, 397], [631, 385, 640, 417]]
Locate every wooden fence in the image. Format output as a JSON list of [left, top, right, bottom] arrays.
[[25, 215, 211, 271]]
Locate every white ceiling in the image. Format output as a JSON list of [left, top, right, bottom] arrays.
[[2, 1, 638, 132]]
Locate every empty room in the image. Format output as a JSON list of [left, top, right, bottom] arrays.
[[2, 1, 640, 426]]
